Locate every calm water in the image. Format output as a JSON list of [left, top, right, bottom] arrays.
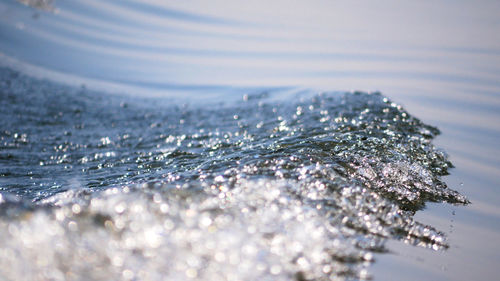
[[0, 1, 499, 280]]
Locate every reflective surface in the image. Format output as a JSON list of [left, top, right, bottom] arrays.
[[0, 69, 467, 280], [1, 1, 500, 281]]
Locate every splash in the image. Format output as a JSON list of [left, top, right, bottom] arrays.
[[0, 68, 467, 280]]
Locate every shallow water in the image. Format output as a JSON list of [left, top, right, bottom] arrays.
[[1, 1, 500, 281]]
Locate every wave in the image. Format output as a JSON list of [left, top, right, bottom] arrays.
[[0, 67, 467, 280]]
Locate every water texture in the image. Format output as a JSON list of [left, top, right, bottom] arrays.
[[2, 1, 499, 280], [2, 0, 499, 93], [0, 68, 467, 280]]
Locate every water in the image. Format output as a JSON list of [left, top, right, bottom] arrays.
[[1, 1, 500, 281]]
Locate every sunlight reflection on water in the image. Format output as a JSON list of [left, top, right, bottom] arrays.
[[1, 1, 500, 280]]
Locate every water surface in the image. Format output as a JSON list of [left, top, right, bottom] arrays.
[[1, 1, 499, 280]]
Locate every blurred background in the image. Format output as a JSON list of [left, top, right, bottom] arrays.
[[1, 0, 499, 280], [1, 1, 499, 96]]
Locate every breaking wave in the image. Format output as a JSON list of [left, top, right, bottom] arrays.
[[0, 68, 467, 280]]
